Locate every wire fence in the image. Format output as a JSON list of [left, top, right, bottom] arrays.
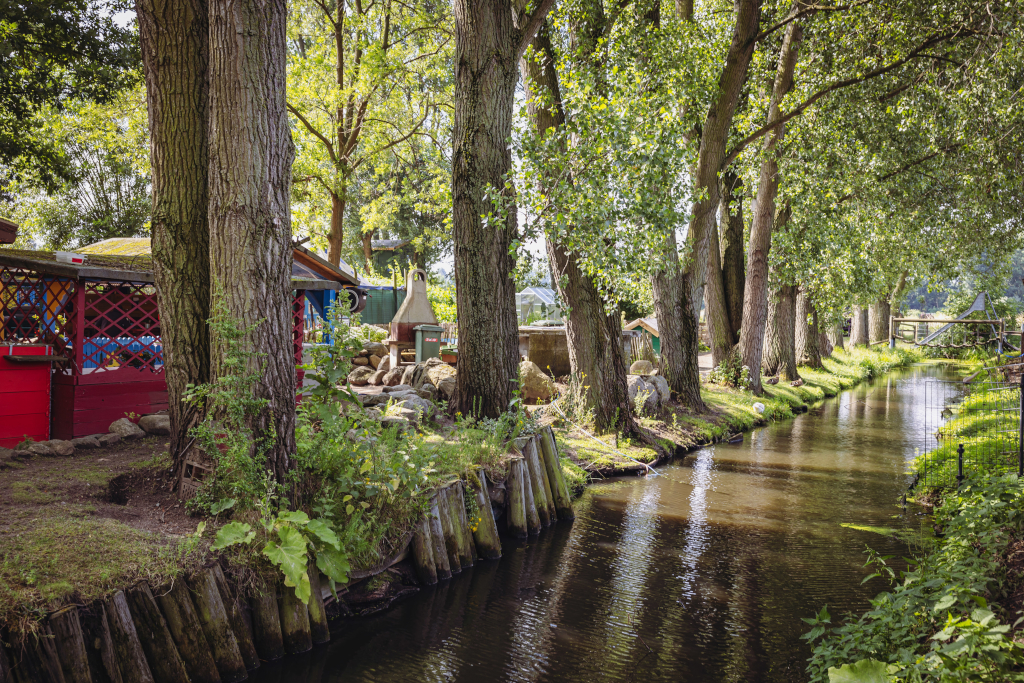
[[914, 377, 1023, 490]]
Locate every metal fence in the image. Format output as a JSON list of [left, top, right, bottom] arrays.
[[915, 377, 1023, 490]]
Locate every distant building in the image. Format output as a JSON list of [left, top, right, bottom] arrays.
[[371, 239, 416, 273]]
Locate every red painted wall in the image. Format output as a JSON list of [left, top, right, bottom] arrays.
[[0, 345, 52, 447]]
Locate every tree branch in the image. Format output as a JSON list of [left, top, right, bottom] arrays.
[[515, 0, 558, 61], [286, 102, 337, 163], [755, 0, 874, 43]]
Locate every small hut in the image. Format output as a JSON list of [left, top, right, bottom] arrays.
[[624, 317, 660, 352]]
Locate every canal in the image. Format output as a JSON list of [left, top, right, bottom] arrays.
[[255, 364, 944, 682]]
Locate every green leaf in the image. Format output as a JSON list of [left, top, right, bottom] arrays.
[[263, 526, 310, 602], [316, 545, 351, 585], [306, 519, 341, 550], [211, 522, 254, 551], [933, 594, 957, 612], [827, 658, 889, 683], [211, 498, 236, 515], [277, 510, 310, 525]]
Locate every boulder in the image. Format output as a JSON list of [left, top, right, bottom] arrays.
[[377, 355, 392, 374], [352, 356, 370, 366], [396, 396, 436, 421], [109, 418, 145, 440], [369, 354, 382, 369], [417, 384, 437, 401], [357, 348, 371, 357], [648, 375, 671, 406], [383, 384, 413, 394], [367, 369, 387, 386], [424, 357, 444, 368], [627, 376, 658, 415], [139, 414, 171, 436], [629, 359, 655, 375], [400, 363, 427, 389], [426, 362, 455, 388], [519, 360, 554, 403], [382, 366, 404, 387], [0, 447, 14, 467], [435, 376, 456, 401], [97, 433, 121, 447], [363, 340, 388, 358], [381, 415, 414, 434], [359, 393, 392, 407], [22, 441, 54, 456], [348, 366, 374, 386], [48, 439, 75, 457], [71, 435, 101, 449]]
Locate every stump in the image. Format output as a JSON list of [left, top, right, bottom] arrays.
[[506, 459, 529, 539], [189, 568, 247, 683], [411, 517, 438, 585], [248, 591, 284, 662], [155, 579, 221, 683], [49, 606, 91, 683], [105, 591, 155, 683], [125, 583, 191, 683], [277, 586, 312, 655], [467, 469, 501, 560]]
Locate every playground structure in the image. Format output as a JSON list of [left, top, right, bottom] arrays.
[[889, 292, 1019, 355]]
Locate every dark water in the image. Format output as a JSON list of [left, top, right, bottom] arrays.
[[257, 364, 945, 683]]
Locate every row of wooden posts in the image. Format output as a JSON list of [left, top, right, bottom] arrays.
[[1, 427, 575, 683]]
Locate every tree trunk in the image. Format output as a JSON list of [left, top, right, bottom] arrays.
[[208, 0, 296, 482], [651, 265, 705, 408], [137, 0, 211, 487], [327, 191, 344, 266], [738, 17, 803, 395], [720, 172, 745, 341], [829, 321, 845, 351], [850, 305, 869, 346], [762, 283, 800, 382], [361, 230, 374, 274], [451, 0, 553, 418], [795, 289, 823, 368], [819, 328, 833, 358], [520, 22, 642, 437], [705, 193, 733, 368], [869, 298, 890, 344]]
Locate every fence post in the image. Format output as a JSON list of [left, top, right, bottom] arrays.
[[888, 316, 896, 350], [957, 443, 964, 487], [1018, 374, 1023, 478]]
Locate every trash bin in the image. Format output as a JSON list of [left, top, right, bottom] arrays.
[[414, 324, 444, 363]]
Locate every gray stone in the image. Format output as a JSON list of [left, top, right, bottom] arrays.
[[417, 384, 437, 401], [352, 356, 370, 366], [377, 354, 392, 374], [435, 376, 456, 401], [383, 384, 413, 393], [648, 375, 671, 406], [367, 369, 387, 386], [627, 376, 659, 415], [348, 366, 374, 386], [109, 418, 145, 440], [520, 360, 554, 403], [368, 354, 382, 369], [48, 439, 75, 457], [381, 415, 414, 434], [381, 366, 404, 387], [629, 360, 655, 375], [24, 441, 54, 456], [0, 447, 15, 467], [359, 393, 392, 407], [396, 396, 436, 421], [139, 414, 171, 436], [357, 348, 371, 357], [400, 364, 426, 389], [363, 341, 388, 358], [71, 435, 101, 449], [97, 433, 121, 447], [425, 361, 455, 389], [424, 357, 444, 368]]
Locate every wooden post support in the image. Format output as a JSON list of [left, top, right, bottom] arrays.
[[248, 591, 284, 662], [306, 567, 330, 645], [539, 426, 574, 520], [450, 484, 476, 568], [188, 568, 247, 683], [411, 517, 438, 585], [467, 469, 502, 559], [77, 601, 124, 683], [521, 459, 541, 535], [7, 628, 66, 683], [277, 586, 313, 655], [436, 487, 463, 575], [523, 437, 554, 526], [888, 315, 895, 350], [49, 607, 91, 683], [209, 565, 259, 672], [0, 642, 12, 683], [105, 591, 156, 683], [427, 499, 452, 580], [125, 583, 191, 683], [155, 580, 221, 683], [506, 458, 529, 539]]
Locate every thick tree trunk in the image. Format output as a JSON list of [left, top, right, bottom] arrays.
[[705, 197, 733, 368], [829, 321, 845, 351], [327, 192, 344, 266], [869, 298, 890, 344], [137, 0, 211, 486], [795, 289, 823, 368], [451, 0, 553, 418], [520, 22, 642, 437], [819, 328, 833, 358], [738, 18, 803, 395], [651, 265, 705, 408], [720, 172, 745, 341], [762, 283, 800, 381], [850, 305, 869, 346], [208, 0, 296, 482]]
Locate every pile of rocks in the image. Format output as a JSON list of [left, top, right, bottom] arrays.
[[626, 360, 671, 414], [0, 413, 171, 465], [347, 340, 392, 387]]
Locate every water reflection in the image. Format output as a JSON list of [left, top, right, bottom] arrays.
[[254, 365, 946, 683]]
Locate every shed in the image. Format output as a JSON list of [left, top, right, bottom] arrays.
[[371, 239, 415, 273], [625, 317, 660, 352], [516, 287, 562, 324], [0, 218, 17, 245]]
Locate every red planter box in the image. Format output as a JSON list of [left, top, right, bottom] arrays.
[[0, 345, 52, 447]]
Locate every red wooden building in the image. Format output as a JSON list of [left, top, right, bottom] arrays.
[[0, 243, 342, 442]]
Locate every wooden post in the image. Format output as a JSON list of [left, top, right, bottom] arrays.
[[0, 642, 11, 683], [248, 591, 285, 662], [427, 499, 452, 580], [436, 488, 463, 574], [451, 484, 477, 568], [888, 315, 895, 350], [154, 580, 221, 683], [77, 601, 124, 683], [523, 437, 554, 525], [7, 629, 66, 683], [506, 458, 528, 539], [539, 426, 574, 520], [277, 586, 312, 655], [188, 568, 247, 683], [209, 565, 259, 671], [521, 460, 541, 535], [306, 567, 330, 645], [411, 517, 438, 585], [105, 591, 156, 683], [467, 468, 502, 559], [49, 607, 91, 683], [125, 583, 191, 683]]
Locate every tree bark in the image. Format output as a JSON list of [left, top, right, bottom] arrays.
[[738, 17, 803, 395], [208, 0, 296, 482], [137, 0, 211, 487], [869, 298, 890, 344], [762, 283, 800, 381], [327, 191, 345, 266], [520, 22, 642, 436], [361, 229, 374, 274], [451, 0, 554, 418], [720, 172, 745, 340], [795, 289, 823, 368], [705, 192, 733, 368], [829, 321, 845, 351], [850, 305, 869, 346]]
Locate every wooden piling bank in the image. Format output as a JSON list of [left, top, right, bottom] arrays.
[[1, 430, 575, 681]]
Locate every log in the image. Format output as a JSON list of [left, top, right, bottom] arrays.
[[446, 485, 475, 569], [521, 459, 541, 535], [209, 566, 259, 671], [523, 436, 554, 525], [154, 580, 221, 683], [188, 569, 247, 683], [467, 469, 501, 560], [49, 607, 91, 683], [1, 641, 11, 683], [105, 591, 155, 683], [277, 586, 312, 655], [124, 583, 190, 683], [427, 500, 452, 580], [539, 426, 574, 520], [436, 488, 462, 574], [410, 518, 438, 585], [8, 629, 66, 683], [506, 459, 528, 539], [247, 591, 284, 662], [305, 567, 330, 645], [77, 601, 123, 683]]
